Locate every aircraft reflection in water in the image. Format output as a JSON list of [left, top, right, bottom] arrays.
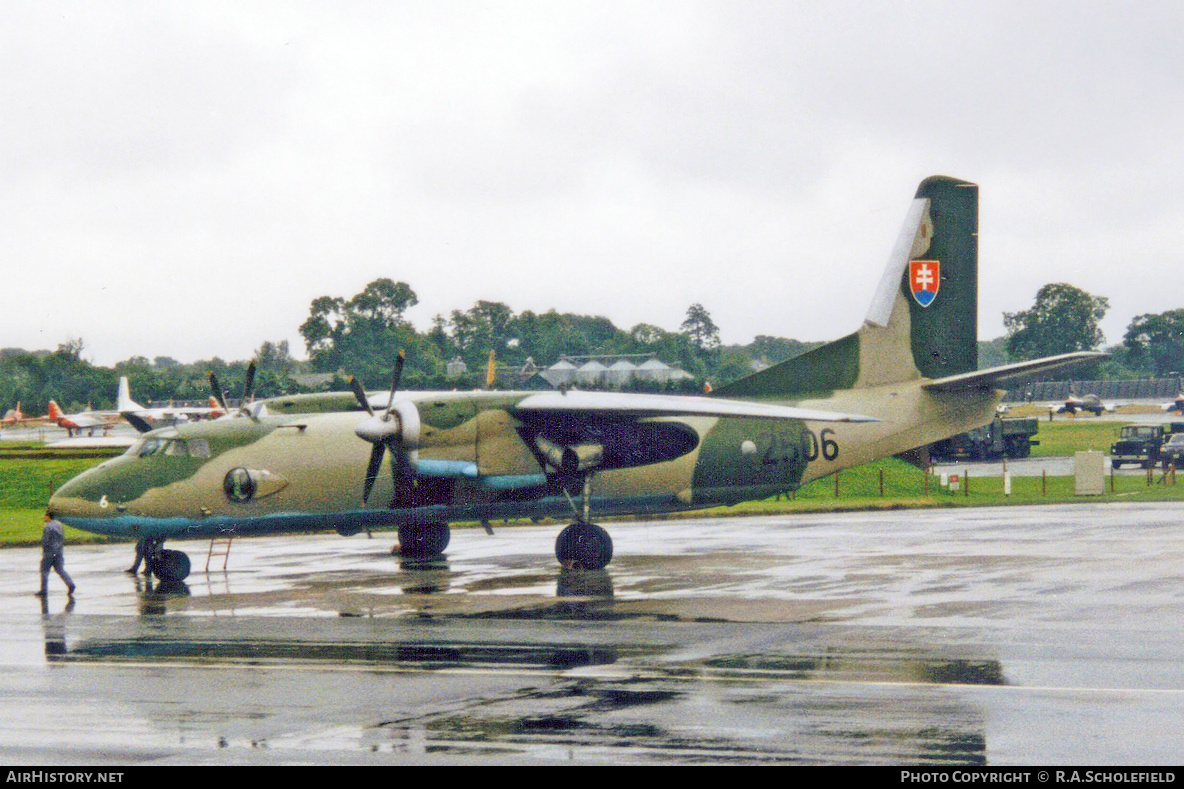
[[50, 614, 998, 764], [49, 176, 1102, 582]]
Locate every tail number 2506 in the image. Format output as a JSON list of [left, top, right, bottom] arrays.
[[761, 427, 839, 466]]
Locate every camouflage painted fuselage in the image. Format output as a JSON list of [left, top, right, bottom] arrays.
[[48, 380, 1000, 541]]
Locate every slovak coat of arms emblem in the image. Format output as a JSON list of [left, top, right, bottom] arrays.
[[909, 260, 940, 308]]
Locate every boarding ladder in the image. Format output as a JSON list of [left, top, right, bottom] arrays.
[[205, 536, 233, 572]]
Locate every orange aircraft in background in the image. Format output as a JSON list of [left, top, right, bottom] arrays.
[[45, 401, 117, 437], [0, 402, 47, 427]]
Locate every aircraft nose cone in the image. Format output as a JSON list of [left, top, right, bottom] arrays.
[[47, 466, 111, 522]]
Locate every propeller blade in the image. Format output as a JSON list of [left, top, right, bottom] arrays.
[[359, 350, 410, 507], [208, 371, 228, 414], [385, 350, 406, 416], [362, 443, 386, 505], [349, 377, 374, 416], [239, 361, 257, 415]]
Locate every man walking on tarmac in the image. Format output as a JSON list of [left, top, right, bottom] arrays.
[[36, 510, 75, 597]]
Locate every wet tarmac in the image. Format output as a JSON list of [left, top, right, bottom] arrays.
[[3, 504, 1184, 765]]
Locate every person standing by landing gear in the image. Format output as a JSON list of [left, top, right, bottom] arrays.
[[126, 537, 157, 577], [36, 511, 75, 598]]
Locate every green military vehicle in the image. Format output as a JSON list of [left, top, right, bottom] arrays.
[[929, 416, 1040, 461], [1112, 423, 1184, 469]]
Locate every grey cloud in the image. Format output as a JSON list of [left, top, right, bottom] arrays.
[[0, 4, 298, 183]]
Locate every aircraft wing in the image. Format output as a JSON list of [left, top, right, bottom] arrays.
[[511, 391, 878, 422], [922, 352, 1105, 392], [70, 413, 115, 428]]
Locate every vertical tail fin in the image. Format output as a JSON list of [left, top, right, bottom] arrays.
[[864, 175, 978, 380], [116, 376, 144, 412], [715, 175, 978, 398], [47, 401, 63, 421]]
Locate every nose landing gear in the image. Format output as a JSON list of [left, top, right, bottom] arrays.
[[152, 544, 191, 582]]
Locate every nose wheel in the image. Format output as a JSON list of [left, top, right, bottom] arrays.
[[555, 522, 613, 570], [153, 545, 192, 582]]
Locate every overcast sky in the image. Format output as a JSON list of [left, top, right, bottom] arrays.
[[4, 1, 1182, 366]]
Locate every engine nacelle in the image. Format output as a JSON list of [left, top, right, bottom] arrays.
[[534, 435, 604, 475]]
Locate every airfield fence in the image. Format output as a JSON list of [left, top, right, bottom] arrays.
[[1003, 378, 1182, 402]]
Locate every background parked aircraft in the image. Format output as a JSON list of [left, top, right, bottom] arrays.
[[45, 401, 117, 437], [1, 402, 47, 427], [1049, 391, 1115, 416], [1161, 390, 1184, 414], [117, 376, 225, 433]]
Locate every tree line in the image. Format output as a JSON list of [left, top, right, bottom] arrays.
[[998, 282, 1184, 379], [4, 278, 1181, 413], [1, 279, 819, 412]]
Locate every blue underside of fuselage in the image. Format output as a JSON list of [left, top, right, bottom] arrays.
[[57, 491, 753, 540]]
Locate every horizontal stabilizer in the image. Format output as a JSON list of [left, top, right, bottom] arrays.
[[513, 391, 879, 423], [921, 352, 1105, 392]]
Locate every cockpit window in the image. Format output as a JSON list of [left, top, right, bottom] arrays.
[[126, 437, 210, 459], [138, 439, 165, 457]]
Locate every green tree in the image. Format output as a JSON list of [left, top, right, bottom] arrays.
[[747, 335, 820, 365], [346, 278, 418, 328], [255, 340, 294, 375], [712, 350, 754, 386], [1004, 283, 1109, 361], [681, 303, 720, 352], [297, 280, 440, 386], [1123, 309, 1184, 377]]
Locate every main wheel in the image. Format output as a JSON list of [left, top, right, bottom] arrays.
[[555, 523, 614, 570], [398, 521, 450, 558], [155, 549, 191, 582]]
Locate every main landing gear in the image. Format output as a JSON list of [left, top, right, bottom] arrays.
[[554, 474, 614, 571], [555, 522, 613, 570]]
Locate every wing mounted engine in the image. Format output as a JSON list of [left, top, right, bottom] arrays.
[[529, 419, 699, 475]]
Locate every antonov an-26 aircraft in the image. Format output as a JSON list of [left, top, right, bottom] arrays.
[[49, 176, 1099, 581]]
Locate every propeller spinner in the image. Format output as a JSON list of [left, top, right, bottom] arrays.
[[353, 351, 417, 506]]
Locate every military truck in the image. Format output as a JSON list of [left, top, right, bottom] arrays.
[[929, 416, 1040, 461], [1111, 422, 1184, 468]]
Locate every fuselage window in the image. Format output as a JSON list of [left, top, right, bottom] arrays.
[[188, 439, 211, 459], [165, 440, 187, 456]]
